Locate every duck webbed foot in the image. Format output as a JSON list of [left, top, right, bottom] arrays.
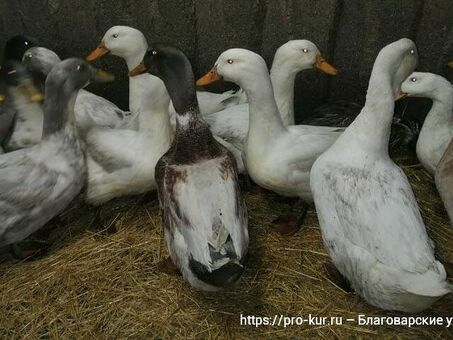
[[271, 200, 308, 236], [157, 256, 180, 275]]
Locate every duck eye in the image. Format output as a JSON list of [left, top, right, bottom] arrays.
[[112, 34, 119, 38], [151, 50, 158, 56], [410, 49, 415, 55], [302, 48, 309, 53], [411, 77, 417, 82], [227, 59, 234, 64]]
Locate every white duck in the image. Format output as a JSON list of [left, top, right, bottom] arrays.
[[85, 26, 246, 175], [200, 40, 337, 149], [22, 46, 137, 133], [400, 72, 453, 175], [84, 73, 173, 205], [197, 48, 343, 233], [310, 38, 451, 312], [86, 26, 245, 120]]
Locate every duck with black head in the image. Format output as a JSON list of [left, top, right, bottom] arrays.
[[0, 35, 39, 152], [310, 38, 452, 312], [2, 35, 36, 63], [0, 58, 113, 248], [129, 45, 249, 291], [1, 60, 44, 151]]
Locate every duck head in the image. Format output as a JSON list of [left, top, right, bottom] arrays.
[[372, 38, 418, 99], [400, 72, 452, 101], [22, 47, 61, 76], [43, 58, 114, 135], [196, 48, 268, 92], [274, 40, 337, 75], [1, 60, 43, 102], [46, 58, 114, 93], [129, 44, 197, 114], [3, 35, 37, 62], [86, 26, 148, 62]]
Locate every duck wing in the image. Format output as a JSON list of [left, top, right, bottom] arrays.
[[85, 128, 146, 172], [204, 103, 249, 149], [313, 160, 437, 273], [0, 148, 77, 245], [75, 90, 136, 131]]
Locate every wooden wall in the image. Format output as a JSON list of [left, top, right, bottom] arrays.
[[1, 0, 452, 121]]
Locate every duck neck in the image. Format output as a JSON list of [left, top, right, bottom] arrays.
[[42, 86, 78, 138], [136, 76, 172, 143], [245, 69, 286, 143], [167, 66, 220, 161], [173, 106, 221, 163], [270, 62, 297, 126], [337, 65, 395, 156], [420, 87, 453, 133], [125, 45, 153, 118], [124, 43, 148, 71]]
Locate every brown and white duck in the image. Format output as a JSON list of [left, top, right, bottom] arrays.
[[129, 44, 249, 291]]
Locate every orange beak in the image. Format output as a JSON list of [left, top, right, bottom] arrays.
[[196, 66, 222, 86], [314, 55, 337, 75], [128, 62, 148, 77], [86, 42, 110, 62], [395, 91, 407, 101]]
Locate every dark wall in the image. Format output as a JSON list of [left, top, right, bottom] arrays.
[[1, 0, 452, 122]]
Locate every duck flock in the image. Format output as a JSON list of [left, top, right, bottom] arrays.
[[0, 26, 452, 314]]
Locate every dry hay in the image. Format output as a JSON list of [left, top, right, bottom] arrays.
[[0, 157, 452, 339]]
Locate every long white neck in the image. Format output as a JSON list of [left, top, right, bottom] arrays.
[[121, 42, 150, 118], [416, 86, 453, 172], [244, 68, 286, 146], [270, 62, 297, 126], [134, 75, 172, 145], [419, 86, 453, 133], [123, 42, 148, 71], [331, 64, 395, 158]]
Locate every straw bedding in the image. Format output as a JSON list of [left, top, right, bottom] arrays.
[[0, 155, 452, 339]]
